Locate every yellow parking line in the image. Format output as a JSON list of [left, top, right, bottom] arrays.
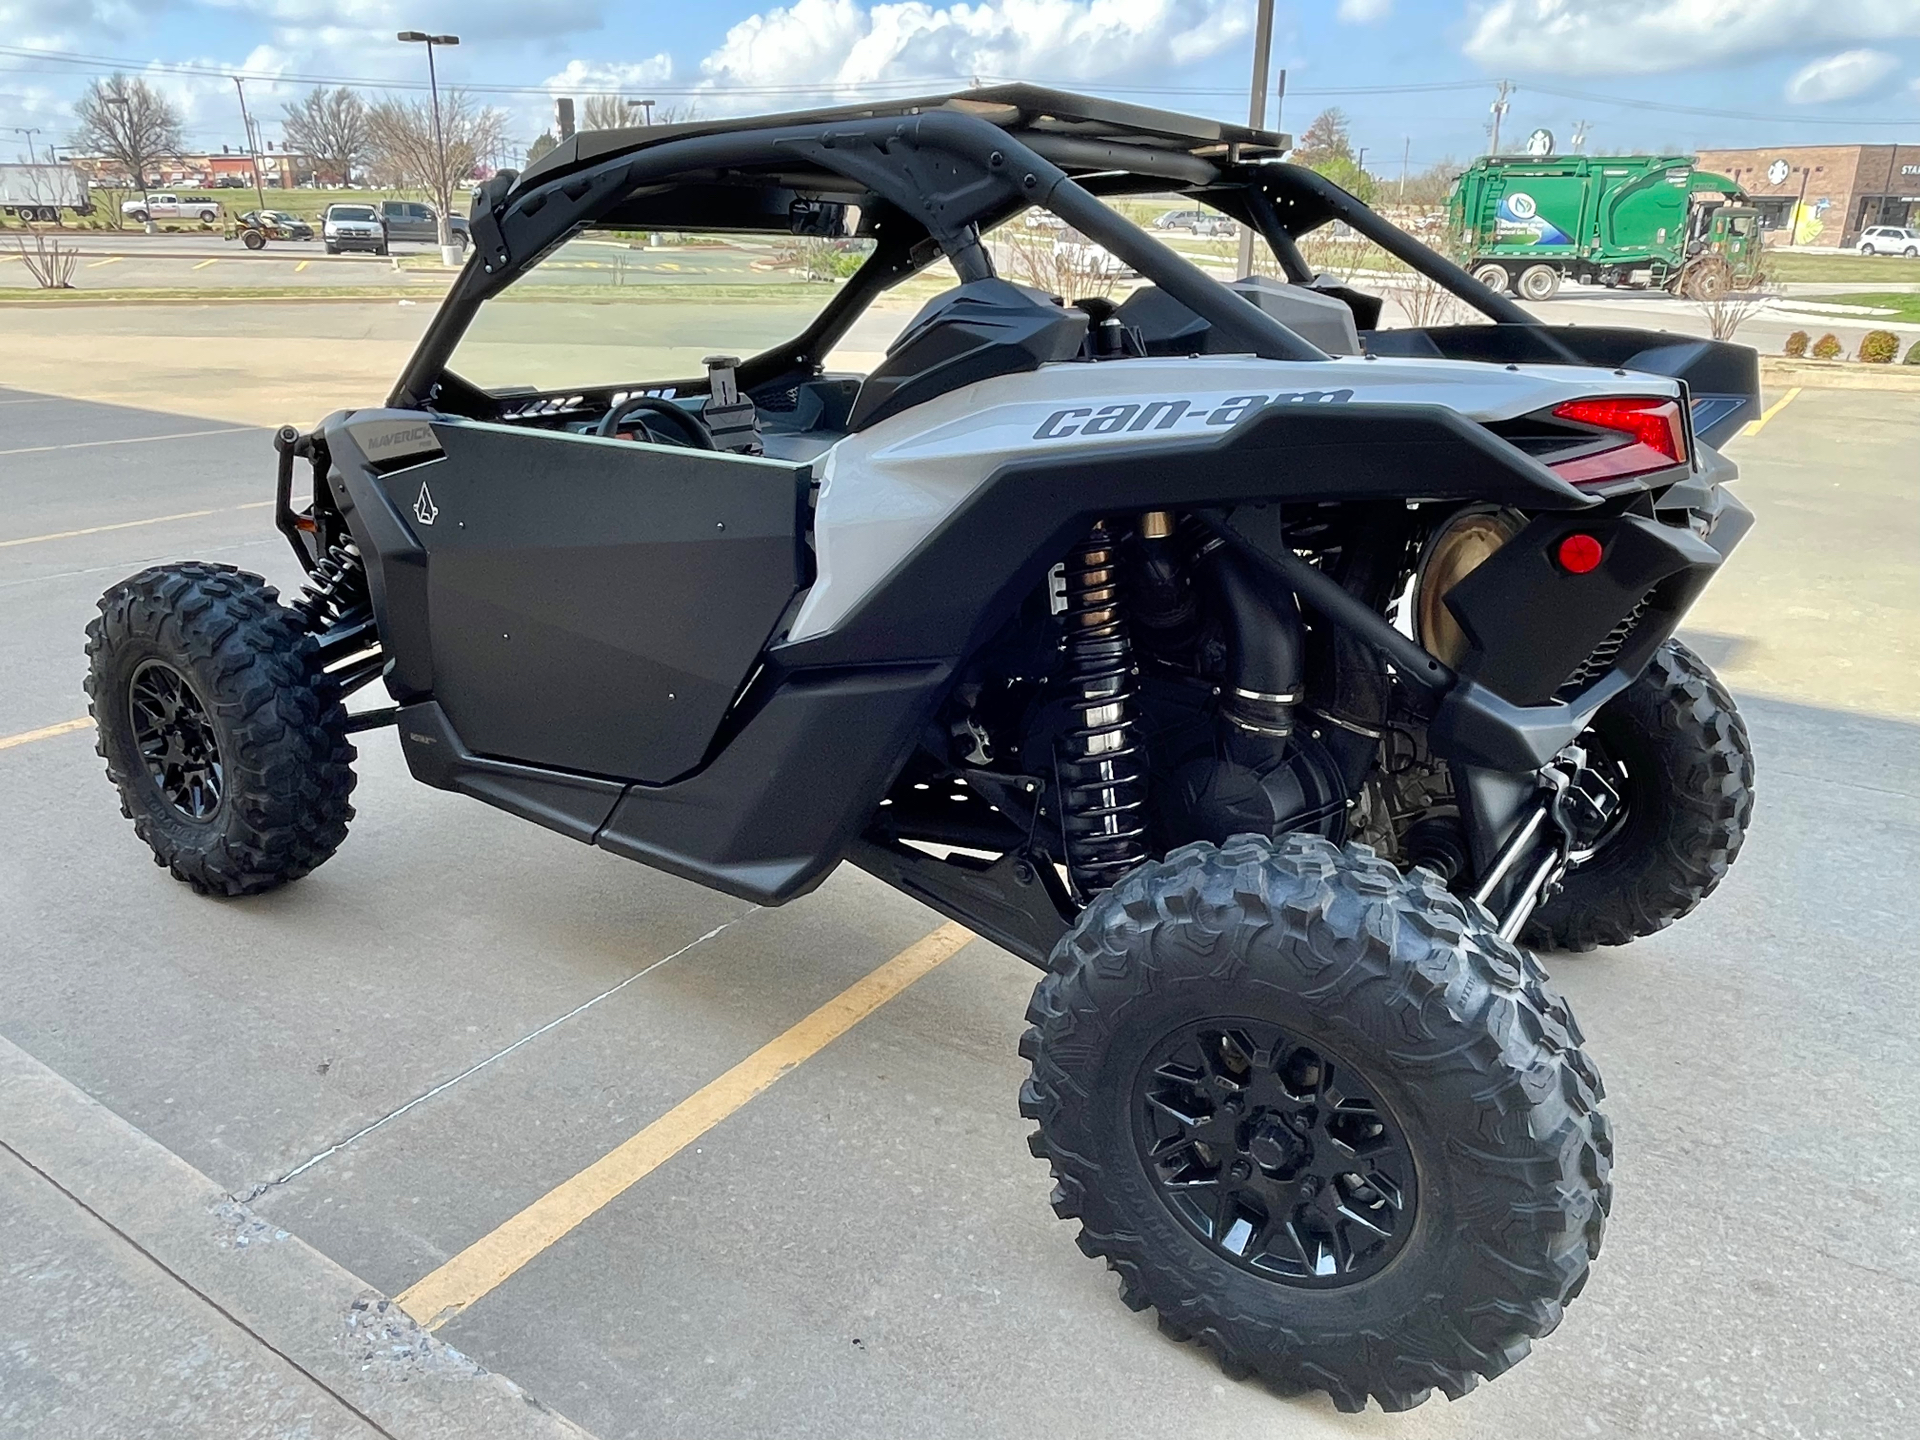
[[395, 920, 975, 1331], [0, 717, 90, 751], [1741, 386, 1801, 437], [192, 258, 218, 270], [85, 256, 124, 269], [295, 260, 310, 272]]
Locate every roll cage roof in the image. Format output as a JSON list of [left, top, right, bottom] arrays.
[[393, 85, 1549, 409]]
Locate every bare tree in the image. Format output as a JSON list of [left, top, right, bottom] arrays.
[[580, 94, 629, 130], [365, 89, 507, 234], [1697, 260, 1776, 342], [9, 171, 77, 287], [281, 87, 369, 186], [73, 74, 183, 228]]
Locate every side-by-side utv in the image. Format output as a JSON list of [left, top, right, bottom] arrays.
[[87, 87, 1755, 1412]]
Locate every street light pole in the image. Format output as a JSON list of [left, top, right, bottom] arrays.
[[104, 92, 153, 233], [12, 127, 40, 165], [398, 31, 462, 264], [1236, 0, 1276, 277], [231, 77, 267, 212]]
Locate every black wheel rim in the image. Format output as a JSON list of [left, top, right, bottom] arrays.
[[1133, 1019, 1417, 1287], [129, 659, 224, 821]]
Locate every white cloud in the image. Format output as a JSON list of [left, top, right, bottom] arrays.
[[541, 56, 675, 97], [1337, 0, 1391, 21], [1463, 0, 1920, 76], [1785, 48, 1900, 101], [695, 0, 1252, 103]]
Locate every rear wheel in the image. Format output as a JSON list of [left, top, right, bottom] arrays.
[[1517, 263, 1560, 301], [87, 563, 356, 896], [1471, 262, 1509, 294], [1023, 834, 1611, 1412], [242, 229, 266, 250], [1526, 640, 1753, 952]]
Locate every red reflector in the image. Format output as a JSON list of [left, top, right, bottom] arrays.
[[1548, 396, 1687, 487], [1558, 533, 1604, 574]]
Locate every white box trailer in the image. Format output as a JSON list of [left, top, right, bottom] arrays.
[[0, 164, 94, 220]]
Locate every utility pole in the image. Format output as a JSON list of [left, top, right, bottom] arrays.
[[1570, 119, 1591, 153], [1237, 0, 1277, 277], [1399, 136, 1410, 201], [232, 77, 267, 211], [1489, 80, 1511, 157]]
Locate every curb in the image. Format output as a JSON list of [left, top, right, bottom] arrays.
[[1759, 356, 1920, 390], [0, 1035, 598, 1440]]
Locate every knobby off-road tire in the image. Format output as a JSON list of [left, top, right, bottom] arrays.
[[87, 562, 356, 896], [1526, 640, 1753, 952], [1020, 834, 1611, 1413]]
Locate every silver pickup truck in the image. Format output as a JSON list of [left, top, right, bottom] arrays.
[[121, 192, 222, 224]]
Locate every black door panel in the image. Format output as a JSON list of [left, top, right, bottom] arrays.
[[362, 420, 805, 783]]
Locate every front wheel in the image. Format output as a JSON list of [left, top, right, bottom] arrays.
[[1526, 640, 1753, 952], [1022, 835, 1611, 1412], [242, 229, 266, 250], [86, 563, 356, 896]]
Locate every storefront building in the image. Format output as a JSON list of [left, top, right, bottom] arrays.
[[1692, 144, 1920, 246]]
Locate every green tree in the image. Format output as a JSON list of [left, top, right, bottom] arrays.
[[527, 131, 558, 165], [1289, 107, 1376, 204]]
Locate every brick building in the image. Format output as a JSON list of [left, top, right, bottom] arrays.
[[1693, 144, 1920, 247]]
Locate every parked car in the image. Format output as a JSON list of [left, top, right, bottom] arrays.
[[1857, 225, 1920, 256], [322, 203, 388, 255], [376, 199, 470, 247], [229, 210, 316, 249], [1151, 207, 1233, 236], [121, 192, 221, 224]]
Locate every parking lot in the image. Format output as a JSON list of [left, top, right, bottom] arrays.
[[2, 363, 1916, 1439]]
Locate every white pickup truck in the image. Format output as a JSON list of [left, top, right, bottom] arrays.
[[121, 193, 222, 224]]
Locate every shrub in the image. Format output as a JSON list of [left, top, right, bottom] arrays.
[[1904, 339, 1920, 365], [1783, 330, 1809, 357], [1858, 329, 1900, 364], [1810, 333, 1843, 360]]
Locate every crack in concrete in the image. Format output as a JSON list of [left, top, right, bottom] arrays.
[[233, 912, 754, 1204]]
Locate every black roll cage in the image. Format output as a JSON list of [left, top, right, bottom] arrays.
[[390, 87, 1547, 411]]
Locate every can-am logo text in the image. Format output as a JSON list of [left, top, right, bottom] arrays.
[[1032, 389, 1354, 441]]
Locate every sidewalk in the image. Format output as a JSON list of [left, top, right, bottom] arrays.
[[0, 1036, 597, 1440]]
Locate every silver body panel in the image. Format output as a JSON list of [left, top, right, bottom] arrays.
[[788, 353, 1697, 644]]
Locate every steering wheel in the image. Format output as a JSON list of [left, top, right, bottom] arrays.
[[596, 396, 717, 449]]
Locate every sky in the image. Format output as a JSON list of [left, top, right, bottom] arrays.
[[3, 1, 1919, 174]]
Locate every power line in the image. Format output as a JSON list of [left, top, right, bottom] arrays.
[[5, 41, 1918, 128]]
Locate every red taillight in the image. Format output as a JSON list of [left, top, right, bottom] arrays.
[[1549, 396, 1687, 486]]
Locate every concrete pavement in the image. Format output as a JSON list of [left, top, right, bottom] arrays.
[[1, 360, 1916, 1439]]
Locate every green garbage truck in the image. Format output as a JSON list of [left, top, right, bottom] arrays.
[[1447, 154, 1760, 302]]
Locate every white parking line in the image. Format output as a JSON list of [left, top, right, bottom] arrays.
[[0, 425, 254, 458]]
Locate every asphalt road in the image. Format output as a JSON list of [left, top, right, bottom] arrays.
[[1, 383, 1916, 1439]]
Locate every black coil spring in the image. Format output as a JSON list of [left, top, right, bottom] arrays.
[[290, 538, 368, 630], [1059, 521, 1149, 896]]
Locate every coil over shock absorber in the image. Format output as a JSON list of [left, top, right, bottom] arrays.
[[289, 537, 368, 631], [1058, 520, 1149, 896]]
